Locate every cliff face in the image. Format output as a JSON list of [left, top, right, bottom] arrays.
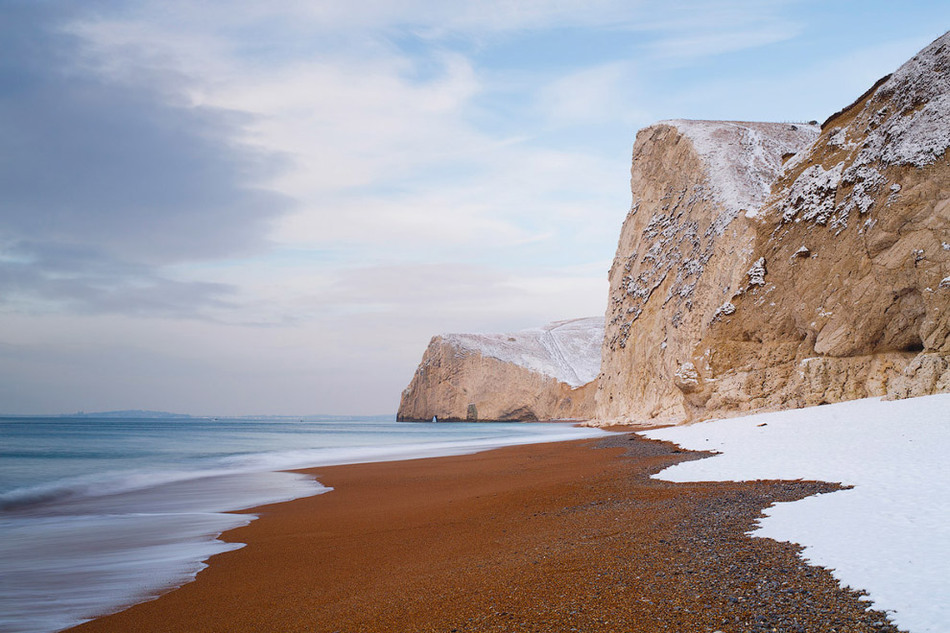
[[596, 121, 820, 423], [398, 318, 603, 421], [596, 32, 950, 424]]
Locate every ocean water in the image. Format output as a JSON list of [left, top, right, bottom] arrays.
[[0, 415, 607, 633]]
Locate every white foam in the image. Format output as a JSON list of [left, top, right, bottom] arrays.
[[0, 470, 322, 633], [0, 421, 609, 633]]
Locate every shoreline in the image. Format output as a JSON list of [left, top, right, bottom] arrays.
[[66, 433, 902, 633]]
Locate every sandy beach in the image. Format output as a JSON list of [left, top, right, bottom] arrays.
[[67, 433, 902, 633]]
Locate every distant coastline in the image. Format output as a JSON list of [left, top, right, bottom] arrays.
[[0, 410, 395, 421], [0, 409, 194, 419]]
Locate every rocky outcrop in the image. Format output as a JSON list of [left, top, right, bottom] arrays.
[[398, 318, 603, 421], [596, 32, 950, 425], [596, 121, 820, 423]]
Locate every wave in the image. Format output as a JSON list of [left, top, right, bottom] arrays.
[[215, 427, 607, 471], [0, 420, 608, 633], [0, 466, 264, 513], [0, 459, 303, 514], [1, 424, 605, 513]]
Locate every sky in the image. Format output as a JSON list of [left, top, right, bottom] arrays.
[[1, 1, 948, 416]]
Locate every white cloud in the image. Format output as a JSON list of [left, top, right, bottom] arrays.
[[537, 62, 634, 125], [647, 24, 799, 64], [9, 0, 943, 414], [59, 0, 803, 277]]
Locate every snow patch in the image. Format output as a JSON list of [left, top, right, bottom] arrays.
[[659, 120, 819, 219], [836, 164, 887, 228], [827, 126, 856, 150], [673, 361, 701, 392], [643, 395, 950, 633], [711, 302, 736, 321], [443, 317, 604, 387], [870, 32, 950, 168], [746, 257, 767, 287], [780, 162, 843, 224], [771, 33, 949, 234]]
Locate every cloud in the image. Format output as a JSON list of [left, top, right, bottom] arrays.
[[0, 1, 290, 315], [5, 0, 634, 335], [0, 246, 235, 318], [536, 62, 634, 125], [45, 0, 803, 281], [646, 25, 799, 64], [8, 0, 938, 415]]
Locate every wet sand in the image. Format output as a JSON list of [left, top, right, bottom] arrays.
[[68, 433, 902, 633]]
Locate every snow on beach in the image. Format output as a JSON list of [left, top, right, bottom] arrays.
[[642, 395, 950, 633]]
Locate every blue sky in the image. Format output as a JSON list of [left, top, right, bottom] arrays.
[[1, 0, 947, 415]]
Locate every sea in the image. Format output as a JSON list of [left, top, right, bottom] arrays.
[[0, 414, 608, 633]]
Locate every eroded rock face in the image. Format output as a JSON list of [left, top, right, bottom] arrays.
[[596, 121, 820, 424], [398, 318, 603, 421], [596, 31, 950, 425], [699, 32, 950, 417]]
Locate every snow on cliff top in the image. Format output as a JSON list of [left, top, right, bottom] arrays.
[[644, 394, 950, 633], [659, 119, 819, 218], [768, 31, 950, 231], [442, 317, 604, 387], [835, 30, 950, 169]]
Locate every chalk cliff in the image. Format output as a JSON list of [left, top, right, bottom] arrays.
[[596, 32, 950, 424], [596, 120, 820, 423], [397, 318, 603, 421]]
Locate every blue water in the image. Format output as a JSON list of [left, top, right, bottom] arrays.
[[0, 416, 607, 633]]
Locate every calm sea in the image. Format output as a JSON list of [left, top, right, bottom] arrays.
[[0, 415, 607, 633]]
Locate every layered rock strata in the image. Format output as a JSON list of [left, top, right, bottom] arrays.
[[597, 32, 950, 424], [398, 317, 603, 421]]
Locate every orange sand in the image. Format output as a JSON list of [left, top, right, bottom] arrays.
[[67, 434, 897, 633]]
